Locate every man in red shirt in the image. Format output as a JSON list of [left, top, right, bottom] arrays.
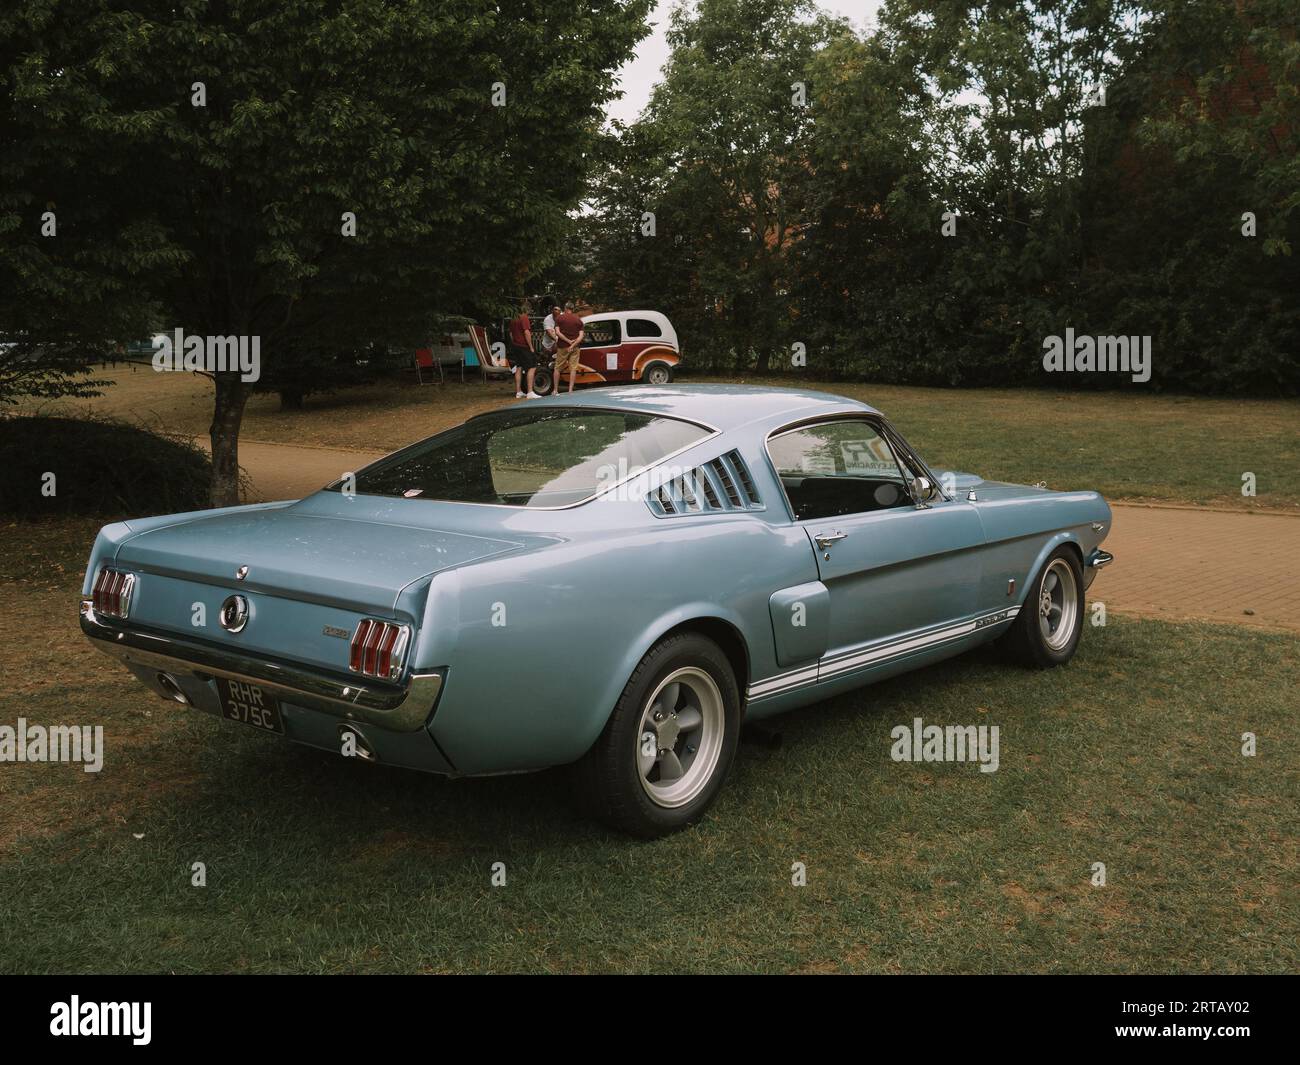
[[507, 302, 538, 398], [553, 302, 585, 394]]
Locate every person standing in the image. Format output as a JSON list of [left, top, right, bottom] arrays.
[[553, 302, 586, 394], [507, 302, 539, 398], [541, 301, 560, 379]]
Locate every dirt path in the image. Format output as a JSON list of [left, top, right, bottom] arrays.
[[226, 439, 1300, 634], [235, 440, 385, 499]]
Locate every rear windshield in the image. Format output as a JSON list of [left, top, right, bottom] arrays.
[[333, 407, 712, 508]]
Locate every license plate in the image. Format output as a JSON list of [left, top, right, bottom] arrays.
[[217, 678, 284, 734]]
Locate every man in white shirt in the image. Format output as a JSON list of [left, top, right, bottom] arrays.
[[541, 302, 559, 365]]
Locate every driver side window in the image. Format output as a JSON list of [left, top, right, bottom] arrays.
[[768, 420, 911, 521]]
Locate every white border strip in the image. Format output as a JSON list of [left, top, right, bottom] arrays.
[[747, 606, 1020, 701]]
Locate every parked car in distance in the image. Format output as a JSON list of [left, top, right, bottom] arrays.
[[80, 385, 1113, 837], [531, 309, 680, 394]]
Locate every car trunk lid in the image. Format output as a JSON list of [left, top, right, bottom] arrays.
[[113, 504, 521, 613], [103, 500, 525, 678]]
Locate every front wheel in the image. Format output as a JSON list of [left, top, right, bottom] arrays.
[[531, 365, 554, 395], [572, 633, 741, 838], [997, 546, 1084, 667]]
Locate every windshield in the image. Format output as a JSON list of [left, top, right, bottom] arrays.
[[332, 407, 712, 508]]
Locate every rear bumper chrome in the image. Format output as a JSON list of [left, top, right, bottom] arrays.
[[79, 601, 442, 732]]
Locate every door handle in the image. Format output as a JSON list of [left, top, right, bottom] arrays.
[[814, 530, 848, 550]]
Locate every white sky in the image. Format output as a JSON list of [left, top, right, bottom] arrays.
[[606, 0, 884, 126]]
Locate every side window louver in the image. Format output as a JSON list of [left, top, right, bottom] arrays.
[[646, 450, 764, 517]]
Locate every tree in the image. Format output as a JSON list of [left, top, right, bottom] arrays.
[[793, 0, 1296, 392], [1076, 0, 1300, 393], [0, 1, 169, 406], [586, 0, 849, 371], [852, 0, 1150, 383], [783, 30, 944, 381], [584, 0, 1296, 393], [2, 0, 650, 504]]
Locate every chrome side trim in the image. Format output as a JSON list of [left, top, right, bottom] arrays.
[[746, 606, 1020, 702], [748, 663, 820, 700], [819, 607, 1019, 682], [80, 602, 442, 732]]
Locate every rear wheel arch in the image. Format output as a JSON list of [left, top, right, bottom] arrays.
[[572, 624, 744, 836], [642, 361, 674, 385], [657, 617, 749, 709]]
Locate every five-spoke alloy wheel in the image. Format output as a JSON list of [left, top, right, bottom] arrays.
[[635, 666, 725, 809], [1037, 557, 1079, 652], [997, 545, 1085, 667], [574, 633, 740, 838]]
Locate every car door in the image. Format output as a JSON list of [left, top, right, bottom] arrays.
[[767, 417, 986, 668], [579, 318, 622, 379]]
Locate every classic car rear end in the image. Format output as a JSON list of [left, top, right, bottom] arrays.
[[79, 401, 724, 781], [78, 498, 492, 770]]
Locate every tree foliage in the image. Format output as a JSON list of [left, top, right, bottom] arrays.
[[1, 0, 651, 502], [586, 0, 850, 371], [583, 0, 1298, 394]]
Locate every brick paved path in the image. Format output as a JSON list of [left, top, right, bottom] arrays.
[[1099, 504, 1300, 632], [229, 440, 1300, 634]]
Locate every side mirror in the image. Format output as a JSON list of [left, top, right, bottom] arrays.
[[909, 475, 937, 508]]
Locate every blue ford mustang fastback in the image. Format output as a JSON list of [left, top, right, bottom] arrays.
[[81, 385, 1113, 836]]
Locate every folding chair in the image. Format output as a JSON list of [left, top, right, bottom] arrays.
[[427, 333, 466, 382], [414, 347, 443, 385], [470, 325, 514, 383]]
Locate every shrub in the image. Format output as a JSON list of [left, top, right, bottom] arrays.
[[0, 416, 211, 517]]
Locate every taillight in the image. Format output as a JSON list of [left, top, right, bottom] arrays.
[[91, 567, 136, 619], [349, 619, 410, 680]]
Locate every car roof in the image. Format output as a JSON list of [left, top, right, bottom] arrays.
[[514, 384, 880, 433], [581, 309, 670, 322]]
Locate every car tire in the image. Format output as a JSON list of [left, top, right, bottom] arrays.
[[997, 546, 1085, 668], [642, 362, 673, 385], [572, 632, 741, 838], [532, 366, 554, 395]]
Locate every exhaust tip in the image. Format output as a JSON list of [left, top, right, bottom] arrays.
[[155, 672, 190, 705], [337, 723, 379, 764]]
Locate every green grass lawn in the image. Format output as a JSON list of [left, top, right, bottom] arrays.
[[1, 519, 1296, 973], [24, 365, 1300, 510]]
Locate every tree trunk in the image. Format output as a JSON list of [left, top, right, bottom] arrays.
[[279, 389, 304, 411], [209, 373, 250, 508]]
